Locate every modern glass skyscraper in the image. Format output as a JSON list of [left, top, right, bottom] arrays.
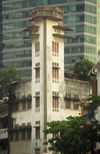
[[97, 0, 100, 55], [1, 0, 97, 78], [0, 0, 3, 67]]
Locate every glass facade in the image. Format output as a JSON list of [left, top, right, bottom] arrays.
[[61, 0, 97, 70], [1, 0, 97, 78], [0, 0, 3, 67], [97, 0, 100, 57]]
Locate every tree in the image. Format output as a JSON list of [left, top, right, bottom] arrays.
[[44, 95, 100, 154], [0, 65, 21, 99], [73, 59, 94, 81]]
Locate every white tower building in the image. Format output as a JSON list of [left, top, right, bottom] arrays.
[[26, 7, 71, 153], [9, 7, 91, 154]]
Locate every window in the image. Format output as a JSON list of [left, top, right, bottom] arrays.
[[74, 95, 79, 101], [36, 68, 40, 78], [9, 132, 13, 141], [35, 127, 40, 139], [73, 102, 79, 110], [15, 131, 19, 141], [35, 63, 40, 82], [52, 92, 59, 112], [4, 40, 31, 49], [52, 97, 59, 109], [52, 62, 59, 82], [12, 99, 32, 112], [35, 92, 40, 112], [35, 121, 40, 125], [27, 129, 31, 140], [35, 42, 40, 52], [22, 130, 25, 140], [52, 41, 59, 55], [22, 102, 26, 110], [35, 42, 40, 56], [66, 100, 71, 109], [27, 100, 32, 109], [36, 97, 40, 108], [35, 97, 40, 112]]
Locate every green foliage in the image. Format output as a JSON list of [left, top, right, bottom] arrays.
[[45, 116, 100, 154], [44, 95, 100, 154], [73, 59, 94, 81], [80, 95, 100, 111], [0, 65, 21, 99]]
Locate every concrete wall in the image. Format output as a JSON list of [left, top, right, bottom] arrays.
[[10, 141, 31, 154], [12, 80, 32, 125], [46, 19, 65, 122], [10, 80, 32, 154], [9, 77, 92, 154], [15, 80, 32, 99], [65, 78, 91, 99], [64, 78, 91, 117]]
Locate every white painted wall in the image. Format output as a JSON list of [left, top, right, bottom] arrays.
[[46, 19, 65, 122]]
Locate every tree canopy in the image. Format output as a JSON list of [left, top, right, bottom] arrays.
[[73, 59, 94, 81], [44, 95, 100, 154], [0, 65, 21, 99]]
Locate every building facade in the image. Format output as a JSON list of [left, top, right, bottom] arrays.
[[97, 0, 100, 55], [0, 100, 8, 154], [94, 51, 100, 120], [9, 80, 32, 154], [8, 7, 92, 154], [0, 0, 97, 78], [0, 0, 3, 67], [9, 78, 91, 154]]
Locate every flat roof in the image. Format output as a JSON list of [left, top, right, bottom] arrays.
[[32, 7, 64, 14], [64, 78, 90, 84]]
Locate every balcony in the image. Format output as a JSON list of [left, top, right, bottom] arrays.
[[0, 129, 8, 140]]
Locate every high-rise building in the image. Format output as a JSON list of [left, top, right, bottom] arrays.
[[0, 0, 3, 67], [1, 0, 97, 78], [97, 0, 100, 54]]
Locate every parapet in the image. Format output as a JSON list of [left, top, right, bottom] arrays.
[[31, 7, 64, 23]]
